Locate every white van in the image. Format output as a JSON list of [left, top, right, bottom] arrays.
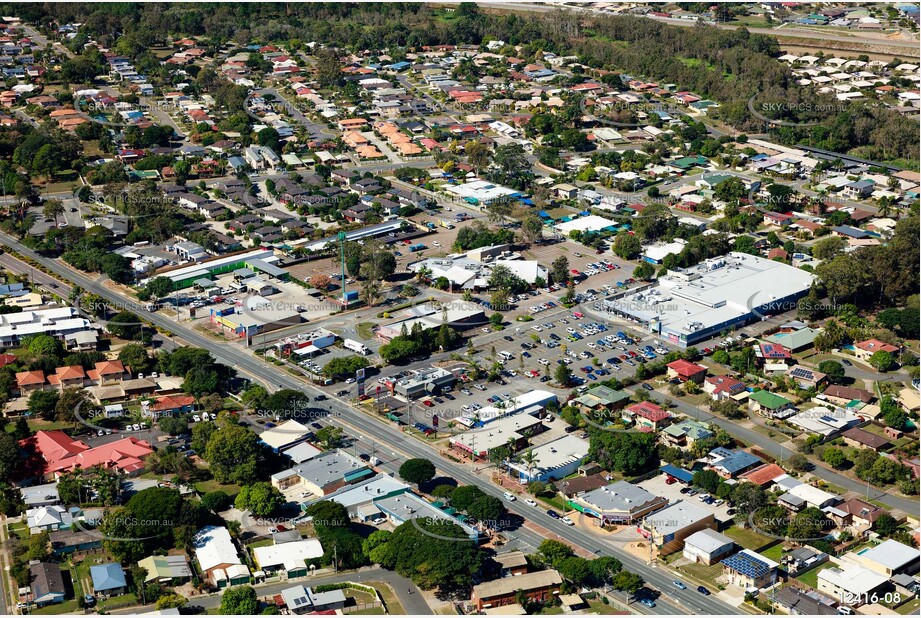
[[503, 492, 516, 502], [499, 350, 514, 361]]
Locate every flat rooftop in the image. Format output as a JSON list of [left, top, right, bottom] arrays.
[[608, 253, 815, 338]]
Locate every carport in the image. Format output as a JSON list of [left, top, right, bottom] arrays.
[[660, 464, 693, 484]]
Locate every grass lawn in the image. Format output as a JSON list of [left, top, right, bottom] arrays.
[[97, 592, 137, 611], [760, 544, 784, 563], [587, 599, 624, 614], [369, 581, 404, 615], [357, 322, 375, 340], [795, 562, 834, 589], [32, 599, 81, 615], [896, 597, 920, 615], [724, 525, 773, 551], [8, 520, 29, 540], [676, 560, 723, 587], [193, 478, 242, 497], [536, 493, 569, 513], [246, 538, 274, 549]]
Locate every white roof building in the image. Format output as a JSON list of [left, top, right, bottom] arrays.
[[259, 420, 312, 451], [193, 526, 243, 573], [253, 538, 324, 572], [554, 215, 619, 234], [787, 483, 839, 509]]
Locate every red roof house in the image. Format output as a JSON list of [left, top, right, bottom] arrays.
[[623, 401, 671, 430], [703, 375, 747, 400], [25, 430, 153, 478], [666, 360, 707, 384]]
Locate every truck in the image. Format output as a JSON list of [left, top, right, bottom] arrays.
[[439, 219, 456, 229], [343, 338, 371, 355], [409, 243, 426, 252]]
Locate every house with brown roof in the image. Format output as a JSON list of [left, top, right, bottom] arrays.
[[16, 370, 45, 394], [841, 427, 890, 450], [46, 365, 86, 390], [87, 361, 129, 385], [740, 463, 786, 487], [142, 394, 196, 418], [622, 401, 672, 431], [555, 474, 609, 498], [836, 497, 886, 530], [472, 569, 562, 612], [823, 385, 874, 406]]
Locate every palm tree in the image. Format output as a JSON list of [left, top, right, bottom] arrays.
[[519, 449, 538, 484], [505, 436, 518, 479], [415, 265, 432, 283]]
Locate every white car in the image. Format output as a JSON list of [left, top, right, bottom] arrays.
[[132, 423, 141, 431], [587, 343, 597, 349], [532, 325, 542, 332], [462, 405, 472, 412], [474, 384, 487, 391], [525, 499, 537, 507], [432, 241, 441, 247], [503, 492, 517, 501], [539, 358, 550, 366], [566, 327, 576, 334], [192, 416, 201, 423], [561, 516, 575, 526], [346, 377, 356, 384]]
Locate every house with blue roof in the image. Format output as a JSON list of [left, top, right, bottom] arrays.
[[707, 448, 762, 479], [721, 549, 778, 589], [89, 563, 127, 597]]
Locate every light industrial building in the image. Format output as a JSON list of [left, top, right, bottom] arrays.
[[604, 253, 815, 347], [407, 244, 548, 290], [507, 434, 588, 483], [446, 179, 522, 205], [567, 480, 668, 526], [376, 302, 486, 341], [156, 249, 289, 291], [393, 367, 456, 398]]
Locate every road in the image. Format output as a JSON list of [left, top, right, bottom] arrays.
[[108, 566, 431, 615], [466, 2, 920, 50], [0, 230, 741, 615], [252, 88, 336, 141]]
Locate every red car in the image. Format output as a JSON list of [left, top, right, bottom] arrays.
[[665, 476, 676, 485], [422, 400, 434, 407], [628, 351, 638, 358]]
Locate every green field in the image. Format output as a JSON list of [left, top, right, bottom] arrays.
[[724, 525, 773, 551], [795, 562, 835, 589]]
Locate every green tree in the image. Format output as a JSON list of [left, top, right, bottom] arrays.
[[118, 344, 154, 375], [613, 232, 641, 260], [869, 350, 895, 372], [204, 423, 267, 484], [220, 586, 259, 615], [817, 360, 845, 384], [554, 363, 572, 386], [537, 539, 575, 567], [822, 447, 848, 470], [449, 485, 485, 512], [234, 482, 284, 517], [466, 495, 506, 525], [28, 389, 60, 420], [201, 490, 231, 513], [399, 458, 436, 485]]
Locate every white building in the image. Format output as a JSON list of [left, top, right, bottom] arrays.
[[506, 434, 588, 483]]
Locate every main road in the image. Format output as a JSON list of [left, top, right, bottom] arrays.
[[0, 232, 741, 615]]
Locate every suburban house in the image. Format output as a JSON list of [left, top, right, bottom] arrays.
[[280, 585, 347, 614], [785, 366, 827, 389], [706, 448, 763, 479], [721, 549, 779, 589], [822, 385, 874, 406], [89, 563, 127, 597], [252, 538, 324, 579], [748, 390, 795, 419], [621, 401, 672, 431], [137, 555, 193, 584], [571, 386, 631, 416], [26, 505, 73, 533], [29, 562, 66, 607], [661, 419, 713, 447], [141, 395, 197, 418], [193, 525, 250, 588], [853, 338, 898, 361], [817, 565, 888, 606], [850, 539, 920, 577], [703, 375, 746, 401], [471, 569, 562, 611], [666, 360, 707, 384]]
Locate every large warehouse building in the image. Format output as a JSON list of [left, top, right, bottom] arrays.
[[604, 253, 815, 347]]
